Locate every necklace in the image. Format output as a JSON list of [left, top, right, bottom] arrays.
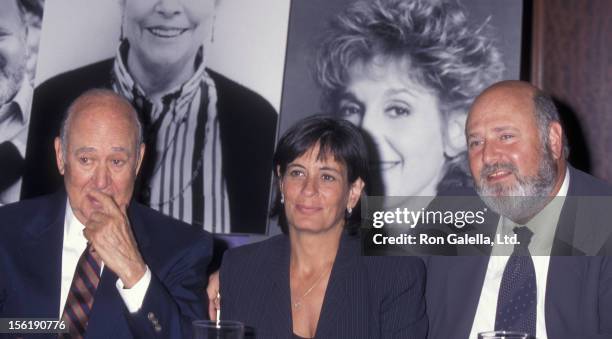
[[292, 265, 332, 309], [148, 154, 203, 207]]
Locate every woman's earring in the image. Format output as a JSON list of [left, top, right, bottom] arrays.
[[280, 193, 285, 204], [346, 207, 353, 218]]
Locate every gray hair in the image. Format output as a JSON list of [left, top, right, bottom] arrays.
[[533, 90, 570, 159], [59, 89, 143, 160]]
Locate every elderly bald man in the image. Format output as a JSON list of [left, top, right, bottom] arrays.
[[425, 81, 612, 339], [0, 89, 212, 339]]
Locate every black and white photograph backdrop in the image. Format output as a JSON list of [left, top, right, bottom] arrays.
[[2, 0, 527, 238], [279, 0, 524, 211], [20, 0, 290, 235], [35, 0, 288, 110], [0, 0, 45, 206]]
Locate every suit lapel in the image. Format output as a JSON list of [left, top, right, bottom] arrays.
[[544, 166, 612, 334], [315, 234, 358, 337], [551, 167, 612, 256], [552, 166, 612, 255], [445, 256, 490, 337], [460, 208, 498, 256], [21, 192, 66, 318], [126, 203, 152, 253], [572, 195, 612, 255], [262, 237, 293, 338], [551, 192, 579, 255], [85, 269, 124, 338], [545, 256, 586, 337]]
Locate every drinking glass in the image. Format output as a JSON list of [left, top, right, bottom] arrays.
[[192, 320, 244, 339], [478, 331, 535, 339]]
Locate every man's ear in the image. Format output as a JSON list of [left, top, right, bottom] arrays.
[[348, 178, 365, 210], [548, 121, 564, 160], [135, 143, 146, 175], [54, 137, 65, 175], [444, 111, 467, 157]]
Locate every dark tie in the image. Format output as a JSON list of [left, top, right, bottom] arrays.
[[494, 226, 537, 336], [0, 141, 24, 193], [60, 245, 102, 339]]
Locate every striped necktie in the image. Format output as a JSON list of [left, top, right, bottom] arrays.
[[60, 245, 102, 338]]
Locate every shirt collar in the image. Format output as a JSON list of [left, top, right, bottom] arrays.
[[500, 168, 571, 255], [64, 199, 86, 240], [0, 79, 33, 126], [112, 40, 207, 115], [557, 166, 570, 197]]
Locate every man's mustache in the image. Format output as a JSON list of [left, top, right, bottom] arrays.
[[480, 162, 518, 180]]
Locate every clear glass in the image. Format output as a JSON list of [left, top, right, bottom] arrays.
[[478, 331, 535, 339], [192, 320, 244, 339]]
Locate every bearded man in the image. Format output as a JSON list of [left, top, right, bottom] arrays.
[[425, 81, 612, 339]]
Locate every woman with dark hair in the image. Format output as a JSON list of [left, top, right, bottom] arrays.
[[315, 0, 504, 206], [217, 115, 427, 338]]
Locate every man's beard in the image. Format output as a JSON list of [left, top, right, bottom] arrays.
[[0, 57, 25, 108], [475, 146, 558, 223]]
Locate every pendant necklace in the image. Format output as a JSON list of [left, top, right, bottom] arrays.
[[293, 265, 332, 309]]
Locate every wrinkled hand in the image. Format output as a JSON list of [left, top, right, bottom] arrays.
[[207, 271, 220, 320], [84, 190, 146, 288]]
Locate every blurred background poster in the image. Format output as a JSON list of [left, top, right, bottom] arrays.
[[0, 0, 45, 205]]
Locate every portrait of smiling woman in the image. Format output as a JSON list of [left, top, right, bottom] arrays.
[[314, 0, 506, 207], [22, 0, 287, 234]]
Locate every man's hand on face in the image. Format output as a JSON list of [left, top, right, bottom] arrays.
[[83, 190, 146, 288]]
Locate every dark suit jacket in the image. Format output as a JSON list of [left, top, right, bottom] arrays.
[[219, 233, 428, 338], [425, 166, 612, 339], [0, 191, 213, 338], [22, 59, 277, 234]]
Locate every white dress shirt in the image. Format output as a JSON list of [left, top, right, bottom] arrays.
[[59, 200, 152, 316], [469, 170, 570, 339], [0, 80, 32, 205]]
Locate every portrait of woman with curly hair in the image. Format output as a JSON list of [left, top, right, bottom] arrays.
[[281, 0, 522, 209]]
